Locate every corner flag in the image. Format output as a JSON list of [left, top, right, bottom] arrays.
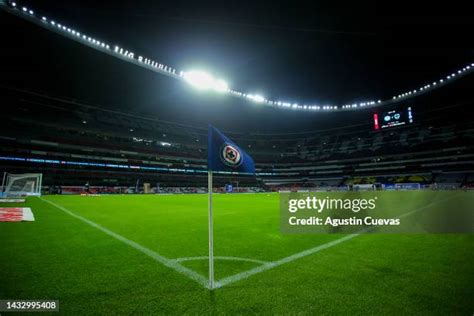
[[208, 125, 255, 173], [207, 125, 255, 289]]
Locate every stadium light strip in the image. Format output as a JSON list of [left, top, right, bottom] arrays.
[[0, 155, 274, 176], [2, 1, 473, 112]]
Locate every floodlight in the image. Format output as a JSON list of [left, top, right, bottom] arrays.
[[251, 95, 265, 103], [213, 79, 228, 92], [183, 70, 215, 90], [7, 1, 471, 112]]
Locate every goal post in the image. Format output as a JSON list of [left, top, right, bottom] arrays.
[[2, 173, 43, 197]]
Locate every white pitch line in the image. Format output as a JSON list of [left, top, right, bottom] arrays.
[[215, 193, 459, 288], [215, 233, 359, 288], [39, 197, 209, 289], [39, 193, 458, 290], [174, 256, 270, 265]]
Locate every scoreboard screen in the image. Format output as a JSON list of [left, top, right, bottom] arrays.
[[373, 106, 413, 130]]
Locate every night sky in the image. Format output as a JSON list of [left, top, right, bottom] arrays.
[[1, 0, 473, 132]]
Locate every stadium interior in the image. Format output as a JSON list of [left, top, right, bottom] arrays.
[[1, 1, 473, 314], [1, 75, 473, 193], [1, 1, 473, 196]]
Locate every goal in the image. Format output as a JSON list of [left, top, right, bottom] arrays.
[[1, 173, 42, 197]]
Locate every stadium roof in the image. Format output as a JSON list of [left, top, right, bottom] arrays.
[[1, 1, 473, 129]]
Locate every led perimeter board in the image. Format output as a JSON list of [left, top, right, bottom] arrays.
[[373, 106, 413, 130]]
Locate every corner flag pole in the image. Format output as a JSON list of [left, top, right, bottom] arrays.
[[208, 170, 214, 289]]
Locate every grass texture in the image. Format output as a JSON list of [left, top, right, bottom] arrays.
[[0, 191, 473, 314]]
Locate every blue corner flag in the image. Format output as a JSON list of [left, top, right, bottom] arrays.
[[206, 125, 255, 289], [208, 125, 255, 174]]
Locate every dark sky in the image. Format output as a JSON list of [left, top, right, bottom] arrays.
[[1, 0, 473, 132]]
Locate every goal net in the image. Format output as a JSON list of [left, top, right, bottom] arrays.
[[1, 173, 42, 197]]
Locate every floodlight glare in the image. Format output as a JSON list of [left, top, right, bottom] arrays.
[[213, 79, 228, 92], [252, 95, 265, 103], [5, 0, 472, 112], [183, 70, 215, 90]]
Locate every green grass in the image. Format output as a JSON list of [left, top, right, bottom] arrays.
[[0, 192, 473, 314]]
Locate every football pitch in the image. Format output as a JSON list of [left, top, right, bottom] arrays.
[[1, 192, 473, 314]]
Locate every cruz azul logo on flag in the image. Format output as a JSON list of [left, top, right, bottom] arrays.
[[220, 143, 242, 167], [208, 125, 255, 173]]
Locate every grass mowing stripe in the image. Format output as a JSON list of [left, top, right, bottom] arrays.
[[38, 197, 210, 289], [216, 193, 460, 288]]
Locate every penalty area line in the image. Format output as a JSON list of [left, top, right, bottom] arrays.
[[38, 197, 209, 289]]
